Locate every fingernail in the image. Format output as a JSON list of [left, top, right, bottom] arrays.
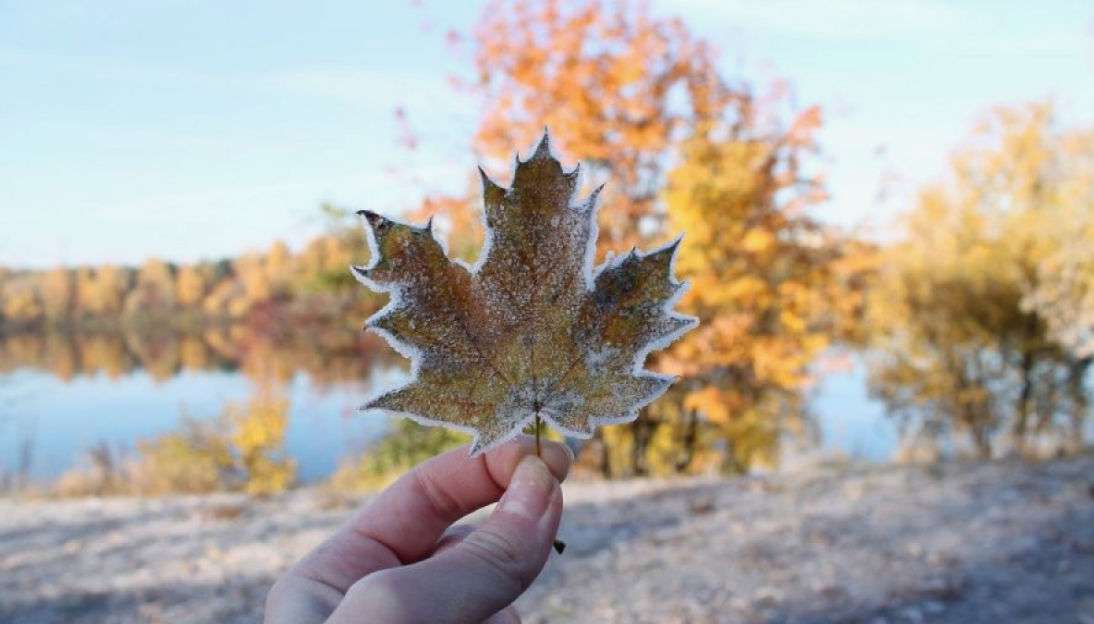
[[498, 455, 556, 521]]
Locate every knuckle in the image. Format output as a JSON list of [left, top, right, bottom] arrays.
[[436, 524, 475, 551], [341, 569, 412, 621], [347, 567, 399, 599], [459, 527, 533, 594], [413, 468, 465, 519], [344, 568, 402, 610], [265, 573, 337, 622]]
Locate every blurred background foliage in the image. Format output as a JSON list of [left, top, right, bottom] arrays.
[[328, 419, 470, 493], [0, 205, 376, 334], [1, 0, 1090, 496], [866, 103, 1093, 460], [52, 392, 295, 497]]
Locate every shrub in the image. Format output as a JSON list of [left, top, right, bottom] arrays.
[[328, 419, 467, 492]]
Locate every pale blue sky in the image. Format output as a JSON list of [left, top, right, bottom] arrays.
[[2, 0, 1091, 268]]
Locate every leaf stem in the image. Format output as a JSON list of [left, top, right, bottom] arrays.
[[534, 413, 565, 554], [534, 414, 542, 458]]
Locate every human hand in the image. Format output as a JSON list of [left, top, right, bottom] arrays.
[[265, 436, 571, 624]]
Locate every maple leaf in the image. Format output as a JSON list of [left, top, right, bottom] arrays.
[[352, 134, 697, 455]]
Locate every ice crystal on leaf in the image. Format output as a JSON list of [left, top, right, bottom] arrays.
[[352, 134, 697, 455]]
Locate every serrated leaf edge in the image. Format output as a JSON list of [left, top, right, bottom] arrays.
[[351, 136, 698, 455]]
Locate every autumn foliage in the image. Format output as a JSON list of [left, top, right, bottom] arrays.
[[407, 0, 870, 475], [4, 1, 1091, 495], [52, 392, 296, 497], [866, 102, 1093, 459], [0, 216, 377, 333]]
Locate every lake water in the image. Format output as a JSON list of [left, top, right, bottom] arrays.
[[0, 368, 400, 483], [0, 330, 898, 485]]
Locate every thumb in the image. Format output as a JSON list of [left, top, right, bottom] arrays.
[[328, 455, 563, 624]]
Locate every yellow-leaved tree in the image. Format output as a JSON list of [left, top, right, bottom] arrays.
[[658, 112, 864, 473], [866, 102, 1092, 458], [228, 394, 296, 496]]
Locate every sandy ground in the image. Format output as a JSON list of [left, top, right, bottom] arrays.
[[1, 455, 1092, 624]]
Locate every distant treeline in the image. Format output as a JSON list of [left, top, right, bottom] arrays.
[[0, 217, 380, 334], [0, 326, 398, 387]]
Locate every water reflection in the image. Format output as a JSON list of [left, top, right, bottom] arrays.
[[1, 331, 1085, 490], [0, 326, 398, 386], [0, 328, 404, 487]]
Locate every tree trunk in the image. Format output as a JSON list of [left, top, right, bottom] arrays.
[[675, 409, 700, 473], [630, 414, 654, 477], [1013, 350, 1036, 455], [595, 430, 612, 479], [1065, 357, 1091, 454], [967, 406, 993, 460]]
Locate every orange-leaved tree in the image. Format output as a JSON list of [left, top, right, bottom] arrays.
[[467, 0, 733, 251], [412, 0, 732, 254], [404, 0, 868, 475]]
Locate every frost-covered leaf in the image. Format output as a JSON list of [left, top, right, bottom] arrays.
[[352, 134, 697, 455]]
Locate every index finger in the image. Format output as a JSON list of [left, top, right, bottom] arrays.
[[291, 435, 571, 593]]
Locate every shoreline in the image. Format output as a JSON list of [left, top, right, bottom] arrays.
[[3, 454, 1092, 623]]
